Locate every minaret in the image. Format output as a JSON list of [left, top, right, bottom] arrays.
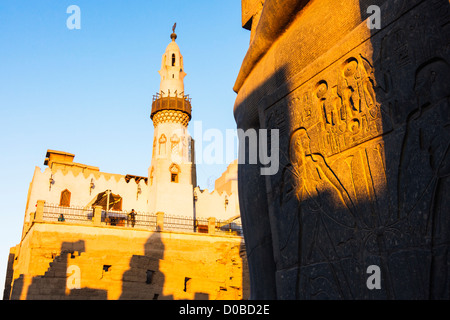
[[148, 25, 196, 217]]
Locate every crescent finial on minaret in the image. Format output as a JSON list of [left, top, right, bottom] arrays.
[[171, 23, 177, 41]]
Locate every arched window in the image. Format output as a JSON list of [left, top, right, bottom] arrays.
[[60, 189, 71, 207], [172, 54, 176, 66]]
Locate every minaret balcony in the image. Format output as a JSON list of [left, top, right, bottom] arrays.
[[151, 93, 192, 120]]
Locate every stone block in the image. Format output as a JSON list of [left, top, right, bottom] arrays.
[[234, 0, 450, 299]]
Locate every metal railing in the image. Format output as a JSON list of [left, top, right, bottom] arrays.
[[99, 209, 157, 230], [151, 92, 192, 119], [40, 203, 243, 236], [164, 214, 199, 233], [216, 220, 244, 236], [42, 204, 94, 225]]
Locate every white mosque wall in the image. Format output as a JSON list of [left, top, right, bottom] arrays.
[[24, 166, 149, 225], [194, 186, 239, 221], [24, 165, 239, 227]]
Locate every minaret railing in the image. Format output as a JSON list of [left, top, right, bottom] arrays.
[[151, 92, 192, 119]]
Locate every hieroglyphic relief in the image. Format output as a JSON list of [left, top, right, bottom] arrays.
[[398, 59, 450, 222], [397, 58, 450, 299], [262, 0, 450, 299], [312, 54, 393, 158]]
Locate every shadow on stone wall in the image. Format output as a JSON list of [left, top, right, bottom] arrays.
[[119, 232, 250, 300], [7, 234, 249, 300], [119, 232, 173, 300], [6, 231, 249, 300], [236, 67, 288, 300], [358, 0, 450, 299], [3, 251, 17, 300], [10, 240, 107, 300], [239, 241, 250, 299]]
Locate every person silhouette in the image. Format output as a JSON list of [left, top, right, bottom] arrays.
[[128, 209, 137, 228]]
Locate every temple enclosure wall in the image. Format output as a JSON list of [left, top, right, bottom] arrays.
[[5, 222, 249, 300], [234, 0, 450, 299]]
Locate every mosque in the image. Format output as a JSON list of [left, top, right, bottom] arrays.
[[3, 28, 247, 300], [21, 26, 240, 234]]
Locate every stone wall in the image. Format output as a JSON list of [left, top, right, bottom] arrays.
[[5, 222, 249, 300], [234, 0, 450, 299]]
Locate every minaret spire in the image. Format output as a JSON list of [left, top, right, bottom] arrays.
[[151, 24, 191, 127], [155, 24, 187, 99], [171, 22, 177, 40]]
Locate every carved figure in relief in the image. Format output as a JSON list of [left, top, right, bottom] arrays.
[[340, 58, 362, 128], [394, 57, 450, 298], [282, 128, 359, 298], [289, 128, 356, 224], [359, 56, 379, 119], [266, 106, 287, 136], [399, 58, 450, 231], [316, 55, 388, 158], [316, 81, 345, 156]]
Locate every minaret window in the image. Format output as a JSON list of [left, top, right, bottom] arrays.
[[172, 54, 176, 66], [169, 163, 180, 183]]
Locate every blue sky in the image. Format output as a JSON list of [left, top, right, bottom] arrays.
[[0, 0, 249, 295]]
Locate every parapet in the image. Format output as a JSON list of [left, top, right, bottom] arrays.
[[44, 150, 100, 174], [44, 150, 75, 166]]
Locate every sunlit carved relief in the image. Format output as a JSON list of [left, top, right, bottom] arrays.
[[266, 48, 450, 298]]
